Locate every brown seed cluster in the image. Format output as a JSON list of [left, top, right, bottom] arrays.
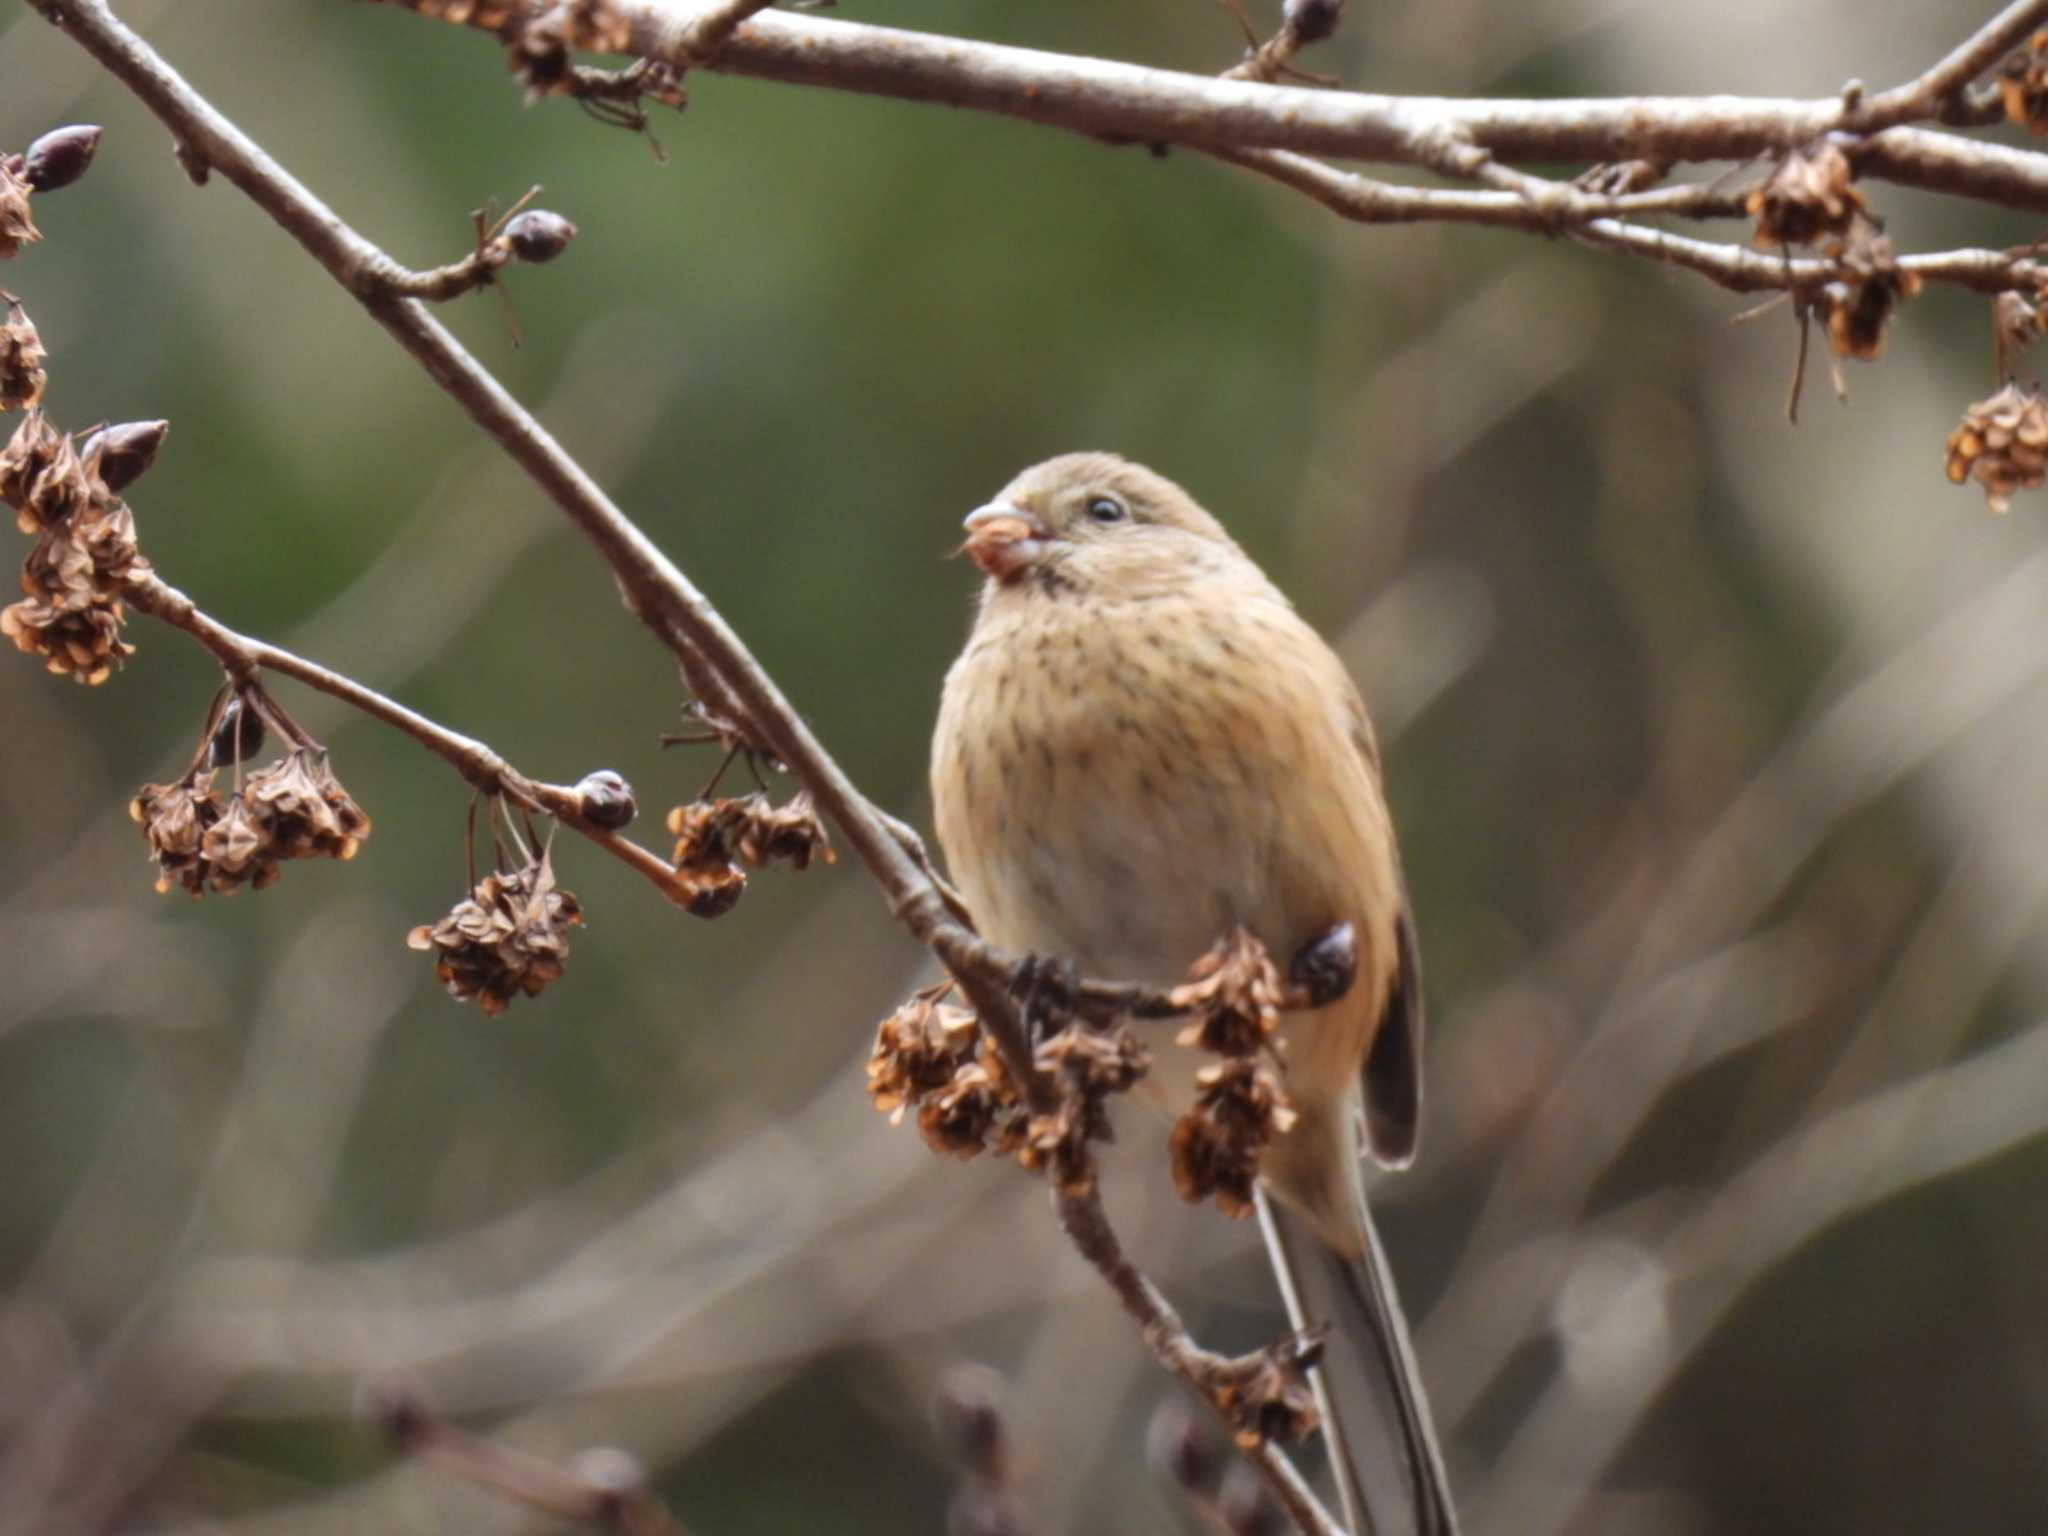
[[1814, 222, 1920, 362], [1165, 928, 1301, 1220], [408, 848, 583, 1014], [0, 409, 158, 685], [665, 791, 833, 917], [0, 157, 37, 260], [1206, 1336, 1324, 1450], [1, 298, 45, 411], [2001, 32, 2048, 135], [1747, 142, 1865, 249], [1945, 384, 2048, 514], [131, 743, 371, 897], [866, 986, 1149, 1195]]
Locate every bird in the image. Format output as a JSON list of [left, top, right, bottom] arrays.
[[930, 451, 1456, 1536]]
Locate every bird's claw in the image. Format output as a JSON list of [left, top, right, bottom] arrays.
[[1010, 952, 1081, 1042]]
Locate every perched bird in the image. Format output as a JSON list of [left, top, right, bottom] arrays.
[[931, 452, 1455, 1536]]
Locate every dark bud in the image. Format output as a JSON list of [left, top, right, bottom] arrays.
[[503, 209, 577, 264], [1288, 919, 1356, 1008], [570, 1446, 648, 1522], [23, 125, 102, 193], [575, 769, 638, 829], [353, 1377, 433, 1455], [947, 1482, 1028, 1536], [1146, 1400, 1221, 1495], [1282, 0, 1344, 44], [209, 697, 268, 768], [1216, 1464, 1286, 1536], [933, 1363, 1008, 1480], [80, 419, 168, 494]]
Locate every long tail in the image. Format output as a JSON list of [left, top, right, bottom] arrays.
[[1257, 1187, 1458, 1536]]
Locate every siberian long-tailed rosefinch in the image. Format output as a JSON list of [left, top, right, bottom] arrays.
[[931, 452, 1455, 1536]]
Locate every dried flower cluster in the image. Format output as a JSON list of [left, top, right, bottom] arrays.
[[408, 846, 583, 1014], [373, 0, 684, 113], [131, 743, 371, 896], [866, 985, 1149, 1196], [2001, 31, 2048, 135], [665, 791, 833, 917], [0, 409, 159, 685], [1747, 142, 1864, 249], [1165, 928, 1301, 1220], [1, 297, 46, 411], [1205, 1335, 1324, 1450], [1814, 222, 1920, 363], [1945, 384, 2048, 514]]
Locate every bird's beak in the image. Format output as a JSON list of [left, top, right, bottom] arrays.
[[958, 501, 1055, 583]]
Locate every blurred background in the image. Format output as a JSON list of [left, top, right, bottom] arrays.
[[3, 0, 2046, 1531]]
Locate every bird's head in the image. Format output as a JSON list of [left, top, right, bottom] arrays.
[[959, 452, 1237, 593]]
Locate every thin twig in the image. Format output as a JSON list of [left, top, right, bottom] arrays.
[[121, 571, 703, 907]]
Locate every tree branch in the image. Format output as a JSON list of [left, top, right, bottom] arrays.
[[25, 1, 1358, 1527], [121, 571, 698, 908]]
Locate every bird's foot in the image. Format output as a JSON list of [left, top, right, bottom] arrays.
[[1009, 952, 1082, 1043]]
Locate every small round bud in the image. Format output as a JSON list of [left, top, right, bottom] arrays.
[[946, 1482, 1027, 1536], [575, 769, 637, 829], [1282, 0, 1344, 45], [1216, 1464, 1286, 1536], [23, 125, 102, 194], [503, 209, 577, 264], [1145, 1401, 1220, 1494], [932, 1362, 1008, 1479], [208, 697, 267, 768], [353, 1377, 432, 1454], [79, 419, 169, 494], [570, 1445, 648, 1520]]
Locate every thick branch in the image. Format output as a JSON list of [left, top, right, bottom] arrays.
[[586, 4, 2048, 209]]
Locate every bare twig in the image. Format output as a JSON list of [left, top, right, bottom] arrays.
[[119, 570, 701, 907]]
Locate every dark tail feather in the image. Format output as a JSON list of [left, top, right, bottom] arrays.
[[1257, 1189, 1458, 1536]]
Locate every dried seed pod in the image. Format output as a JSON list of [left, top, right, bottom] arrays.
[[1945, 383, 2048, 514], [502, 209, 577, 264], [242, 746, 372, 861], [0, 412, 89, 534], [1815, 221, 1919, 361], [130, 774, 227, 895], [0, 157, 37, 259], [0, 299, 45, 411], [866, 990, 982, 1118], [1168, 1059, 1299, 1219], [730, 791, 834, 871], [1208, 1336, 1323, 1450], [2002, 31, 2048, 134], [574, 768, 637, 829], [2, 590, 133, 685], [22, 125, 102, 193], [1169, 926, 1285, 1057], [1747, 142, 1865, 248], [665, 797, 750, 916], [79, 419, 168, 495], [408, 849, 584, 1014]]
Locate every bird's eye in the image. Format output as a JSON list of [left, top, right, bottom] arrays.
[[1085, 496, 1127, 524]]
